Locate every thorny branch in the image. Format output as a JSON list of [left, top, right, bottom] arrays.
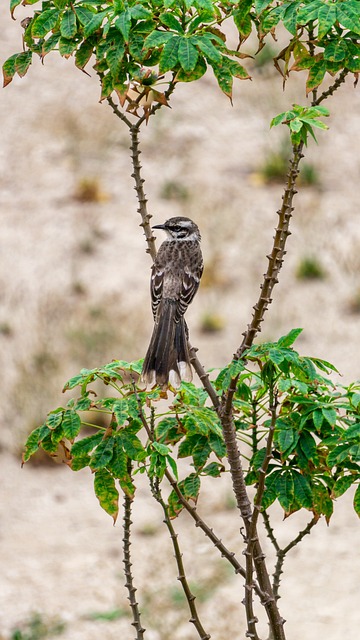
[[123, 476, 146, 640], [272, 516, 318, 601], [149, 477, 211, 640]]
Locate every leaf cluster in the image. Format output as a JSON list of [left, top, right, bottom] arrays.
[[22, 330, 360, 522], [4, 0, 253, 103], [215, 328, 360, 521], [257, 0, 360, 92]]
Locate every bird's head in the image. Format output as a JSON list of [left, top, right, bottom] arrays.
[[152, 216, 201, 242]]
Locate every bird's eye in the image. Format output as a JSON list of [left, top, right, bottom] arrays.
[[171, 226, 182, 232]]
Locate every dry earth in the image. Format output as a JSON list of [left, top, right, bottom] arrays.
[[1, 5, 360, 640]]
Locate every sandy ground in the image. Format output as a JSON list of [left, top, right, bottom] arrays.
[[1, 5, 360, 640]]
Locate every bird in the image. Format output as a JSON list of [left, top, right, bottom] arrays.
[[142, 216, 203, 388]]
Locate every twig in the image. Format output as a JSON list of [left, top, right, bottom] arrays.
[[243, 390, 278, 640], [188, 341, 220, 409], [129, 125, 157, 261], [235, 141, 304, 360], [273, 516, 318, 601], [123, 478, 146, 639], [150, 477, 211, 640], [131, 384, 258, 600], [313, 69, 349, 106], [262, 510, 280, 554]]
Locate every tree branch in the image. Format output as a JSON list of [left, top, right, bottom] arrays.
[[243, 389, 278, 639], [313, 69, 349, 106], [123, 479, 146, 639], [235, 142, 304, 360], [150, 477, 211, 640], [273, 516, 318, 601]]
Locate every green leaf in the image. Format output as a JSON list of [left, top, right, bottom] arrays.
[[332, 474, 356, 498], [94, 469, 119, 522], [42, 33, 61, 56], [318, 3, 337, 39], [233, 5, 252, 38], [278, 327, 303, 348], [152, 441, 170, 456], [168, 488, 184, 518], [312, 409, 324, 431], [108, 442, 127, 478], [129, 33, 145, 61], [107, 42, 125, 77], [75, 6, 96, 26], [183, 473, 201, 501], [345, 422, 360, 439], [225, 58, 250, 80], [349, 444, 360, 461], [60, 9, 77, 39], [47, 411, 63, 430], [32, 9, 60, 38], [297, 0, 322, 24], [166, 454, 178, 479], [322, 406, 337, 427], [337, 1, 360, 36], [209, 432, 226, 458], [62, 410, 81, 440], [119, 432, 146, 461], [13, 51, 32, 78], [59, 36, 78, 57], [298, 431, 317, 463], [306, 59, 327, 93], [276, 471, 294, 512], [292, 471, 312, 508], [90, 436, 115, 470], [312, 481, 333, 521], [283, 1, 298, 35], [327, 444, 351, 467], [71, 453, 90, 471], [178, 37, 198, 72], [354, 484, 360, 517], [75, 39, 94, 69], [176, 55, 207, 82], [144, 30, 174, 49], [130, 4, 152, 20], [255, 0, 271, 14], [201, 461, 225, 477], [193, 35, 222, 62], [10, 0, 22, 18], [156, 34, 178, 72], [113, 398, 129, 425], [115, 9, 132, 42], [209, 59, 233, 99], [23, 424, 51, 461], [253, 447, 266, 471], [159, 12, 183, 33], [277, 428, 299, 456], [75, 396, 91, 411], [71, 432, 104, 457], [84, 10, 108, 37]]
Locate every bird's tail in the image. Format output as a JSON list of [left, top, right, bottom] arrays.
[[142, 300, 192, 388]]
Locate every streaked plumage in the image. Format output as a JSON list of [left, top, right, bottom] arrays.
[[142, 217, 203, 388]]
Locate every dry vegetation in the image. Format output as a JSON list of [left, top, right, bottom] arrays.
[[1, 7, 360, 640]]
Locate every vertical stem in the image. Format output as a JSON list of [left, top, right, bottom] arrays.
[[123, 483, 146, 639], [130, 125, 157, 261], [235, 142, 304, 359], [150, 479, 211, 640]]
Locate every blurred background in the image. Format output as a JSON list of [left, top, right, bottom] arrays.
[[1, 5, 360, 640]]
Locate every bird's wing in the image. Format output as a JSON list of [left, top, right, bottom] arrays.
[[150, 261, 164, 319], [176, 257, 203, 321]]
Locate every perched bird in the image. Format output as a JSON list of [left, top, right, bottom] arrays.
[[142, 216, 203, 388]]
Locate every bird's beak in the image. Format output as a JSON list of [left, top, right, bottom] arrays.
[[152, 224, 166, 230]]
